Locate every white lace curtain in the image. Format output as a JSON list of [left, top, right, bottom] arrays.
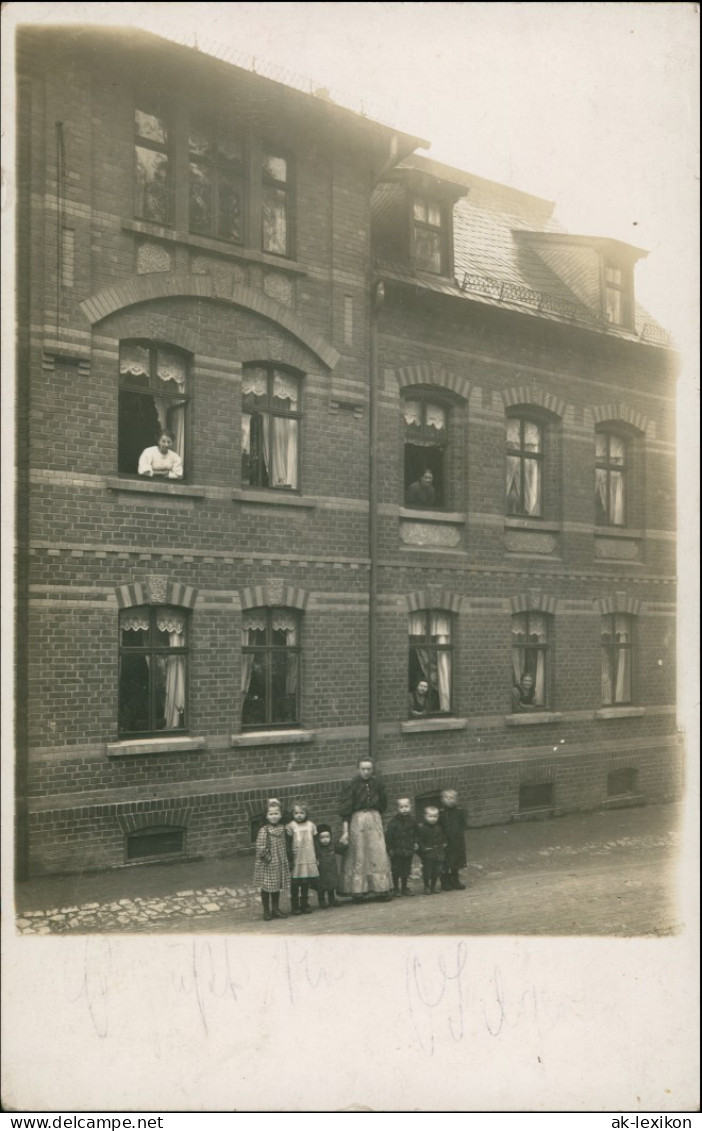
[[506, 420, 541, 516], [120, 344, 186, 460], [512, 613, 547, 705], [601, 615, 631, 704], [409, 611, 451, 712], [241, 612, 298, 697]]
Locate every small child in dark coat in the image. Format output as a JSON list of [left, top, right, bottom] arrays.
[[417, 805, 447, 894], [314, 823, 344, 908], [385, 796, 420, 896], [439, 788, 468, 891]]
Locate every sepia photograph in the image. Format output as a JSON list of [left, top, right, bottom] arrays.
[[2, 0, 698, 1115]]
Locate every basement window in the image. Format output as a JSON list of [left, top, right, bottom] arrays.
[[126, 825, 185, 861], [519, 783, 554, 811], [607, 768, 638, 797]]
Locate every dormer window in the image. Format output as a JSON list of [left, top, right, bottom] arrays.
[[603, 260, 632, 327], [412, 195, 446, 274]]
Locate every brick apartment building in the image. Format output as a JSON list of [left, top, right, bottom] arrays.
[[15, 26, 681, 877]]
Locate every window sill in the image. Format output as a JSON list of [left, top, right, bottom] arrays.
[[595, 706, 646, 719], [399, 507, 466, 525], [505, 712, 563, 726], [504, 517, 561, 533], [232, 489, 317, 509], [594, 527, 643, 540], [106, 477, 206, 499], [123, 220, 307, 276], [106, 736, 205, 758], [231, 729, 315, 748], [401, 717, 467, 734]]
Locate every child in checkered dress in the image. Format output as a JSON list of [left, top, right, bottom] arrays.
[[253, 798, 290, 921]]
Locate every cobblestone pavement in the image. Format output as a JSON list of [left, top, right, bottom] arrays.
[[15, 803, 686, 936]]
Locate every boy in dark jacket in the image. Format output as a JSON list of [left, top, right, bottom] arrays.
[[439, 788, 468, 891], [384, 796, 420, 896], [314, 823, 344, 908], [417, 805, 447, 894]]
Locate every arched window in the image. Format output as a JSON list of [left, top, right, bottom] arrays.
[[596, 430, 627, 526], [242, 366, 301, 490], [241, 608, 301, 729], [403, 396, 449, 509], [118, 341, 189, 478], [506, 416, 543, 517], [408, 610, 453, 716], [511, 612, 551, 710], [119, 606, 188, 737], [601, 614, 633, 705]]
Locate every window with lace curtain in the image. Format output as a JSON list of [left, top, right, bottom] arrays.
[[118, 607, 188, 737], [412, 195, 448, 274], [595, 430, 627, 526], [118, 342, 189, 477], [601, 614, 633, 705], [403, 396, 448, 509], [242, 365, 301, 490], [408, 611, 453, 716], [241, 608, 301, 729], [506, 416, 543, 517], [511, 612, 550, 709]]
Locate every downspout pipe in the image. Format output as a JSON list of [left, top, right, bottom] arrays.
[[368, 280, 385, 759]]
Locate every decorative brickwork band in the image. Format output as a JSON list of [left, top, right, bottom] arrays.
[[405, 590, 462, 614], [510, 592, 559, 615], [502, 384, 566, 419], [394, 363, 470, 402], [591, 403, 650, 436], [115, 580, 198, 610], [79, 274, 340, 369], [594, 594, 642, 616], [240, 584, 309, 611]]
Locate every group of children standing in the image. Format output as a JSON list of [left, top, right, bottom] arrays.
[[252, 785, 467, 921]]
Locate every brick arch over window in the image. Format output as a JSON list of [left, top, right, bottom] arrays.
[[591, 403, 649, 436], [237, 340, 319, 373], [80, 274, 340, 370], [510, 593, 559, 616], [105, 314, 200, 356], [115, 579, 198, 610], [502, 384, 566, 419], [594, 594, 642, 616], [240, 583, 309, 611], [394, 363, 470, 403], [116, 805, 193, 835], [405, 590, 462, 614]]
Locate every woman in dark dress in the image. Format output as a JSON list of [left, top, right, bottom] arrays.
[[338, 758, 393, 900]]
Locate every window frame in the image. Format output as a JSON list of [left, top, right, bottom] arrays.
[[511, 611, 551, 710], [118, 605, 189, 739], [403, 393, 451, 510], [188, 118, 246, 244], [595, 428, 628, 527], [411, 193, 449, 275], [600, 613, 634, 706], [134, 107, 171, 225], [506, 415, 544, 518], [241, 607, 302, 731], [242, 364, 302, 492], [408, 609, 454, 717], [602, 258, 633, 328], [118, 340, 191, 480], [261, 148, 293, 258]]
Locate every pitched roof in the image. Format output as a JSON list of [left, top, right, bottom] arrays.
[[374, 154, 670, 347]]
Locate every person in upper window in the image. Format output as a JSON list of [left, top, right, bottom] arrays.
[[138, 432, 183, 479], [406, 468, 435, 507], [408, 679, 431, 717], [512, 672, 538, 712]]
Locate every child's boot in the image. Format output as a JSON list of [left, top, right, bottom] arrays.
[[440, 872, 451, 891], [261, 891, 271, 921], [401, 882, 413, 896], [301, 883, 313, 914], [328, 891, 337, 907], [291, 886, 301, 915], [271, 891, 288, 919], [452, 871, 466, 890], [318, 890, 328, 909]]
